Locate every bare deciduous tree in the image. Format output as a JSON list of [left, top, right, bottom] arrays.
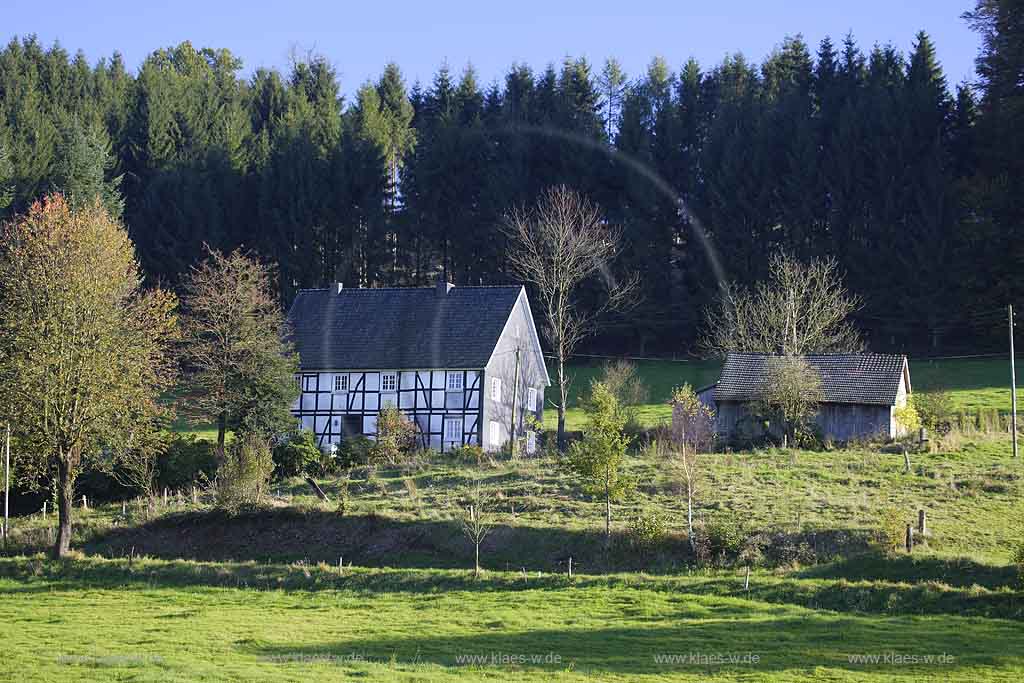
[[104, 425, 167, 502], [758, 355, 824, 448], [665, 384, 715, 552], [503, 186, 639, 450], [701, 251, 863, 357], [180, 247, 299, 455], [459, 478, 494, 578]]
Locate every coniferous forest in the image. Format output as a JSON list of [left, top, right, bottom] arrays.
[[0, 2, 1020, 355]]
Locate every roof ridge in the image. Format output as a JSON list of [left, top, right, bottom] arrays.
[[727, 351, 905, 359], [295, 284, 523, 294]]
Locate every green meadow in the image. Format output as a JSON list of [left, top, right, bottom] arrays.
[[3, 354, 1022, 681], [2, 557, 1023, 682]]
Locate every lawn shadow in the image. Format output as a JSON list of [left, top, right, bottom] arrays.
[[81, 508, 694, 575], [246, 614, 1024, 677], [798, 553, 1020, 590]]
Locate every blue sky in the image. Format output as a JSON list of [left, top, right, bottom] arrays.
[[9, 1, 980, 95]]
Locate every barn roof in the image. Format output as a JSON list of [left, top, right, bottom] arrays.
[[287, 283, 525, 371], [713, 352, 909, 406]]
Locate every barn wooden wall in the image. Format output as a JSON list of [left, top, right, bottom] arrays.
[[713, 401, 894, 442]]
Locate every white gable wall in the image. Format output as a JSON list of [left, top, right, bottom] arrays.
[[482, 290, 548, 452]]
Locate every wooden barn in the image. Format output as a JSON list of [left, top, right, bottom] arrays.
[[287, 276, 550, 454], [696, 352, 912, 442]]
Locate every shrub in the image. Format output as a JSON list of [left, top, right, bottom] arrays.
[[705, 516, 747, 559], [894, 401, 922, 436], [370, 406, 418, 466], [915, 390, 953, 434], [627, 511, 668, 554], [792, 422, 824, 450], [157, 435, 218, 491], [1011, 541, 1024, 584], [215, 433, 275, 513], [738, 532, 770, 567], [874, 505, 905, 553], [271, 429, 320, 479], [337, 435, 374, 469], [335, 471, 351, 517], [594, 360, 649, 435], [449, 444, 487, 465]]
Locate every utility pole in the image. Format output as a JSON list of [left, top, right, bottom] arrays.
[[510, 346, 521, 458], [1011, 305, 1018, 458]]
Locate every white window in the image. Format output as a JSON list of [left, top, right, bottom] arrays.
[[381, 373, 397, 392], [491, 377, 501, 402], [444, 418, 462, 443], [527, 387, 537, 412], [447, 372, 463, 391], [489, 420, 501, 446], [334, 374, 348, 392], [526, 430, 537, 455]]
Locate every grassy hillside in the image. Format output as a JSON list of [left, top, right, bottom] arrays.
[[52, 438, 1016, 567], [3, 436, 1022, 681], [18, 355, 1017, 682]]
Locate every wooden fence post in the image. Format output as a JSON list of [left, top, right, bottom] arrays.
[[918, 509, 927, 537], [568, 556, 573, 578], [905, 524, 914, 552]]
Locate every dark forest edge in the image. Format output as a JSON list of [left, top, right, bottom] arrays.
[[0, 0, 1020, 355]]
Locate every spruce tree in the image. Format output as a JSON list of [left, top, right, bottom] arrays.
[[53, 116, 124, 219], [598, 58, 627, 138]]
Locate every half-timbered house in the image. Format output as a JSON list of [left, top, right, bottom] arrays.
[[287, 277, 549, 453]]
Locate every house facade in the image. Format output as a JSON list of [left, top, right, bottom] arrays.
[[697, 352, 912, 442], [287, 277, 549, 453]]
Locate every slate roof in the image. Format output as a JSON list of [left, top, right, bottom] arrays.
[[287, 284, 524, 370], [712, 352, 908, 406]]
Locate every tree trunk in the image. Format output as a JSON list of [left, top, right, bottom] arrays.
[[557, 356, 568, 452], [474, 542, 480, 578], [54, 455, 75, 558], [687, 487, 695, 553], [604, 474, 611, 551], [217, 411, 227, 458]]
